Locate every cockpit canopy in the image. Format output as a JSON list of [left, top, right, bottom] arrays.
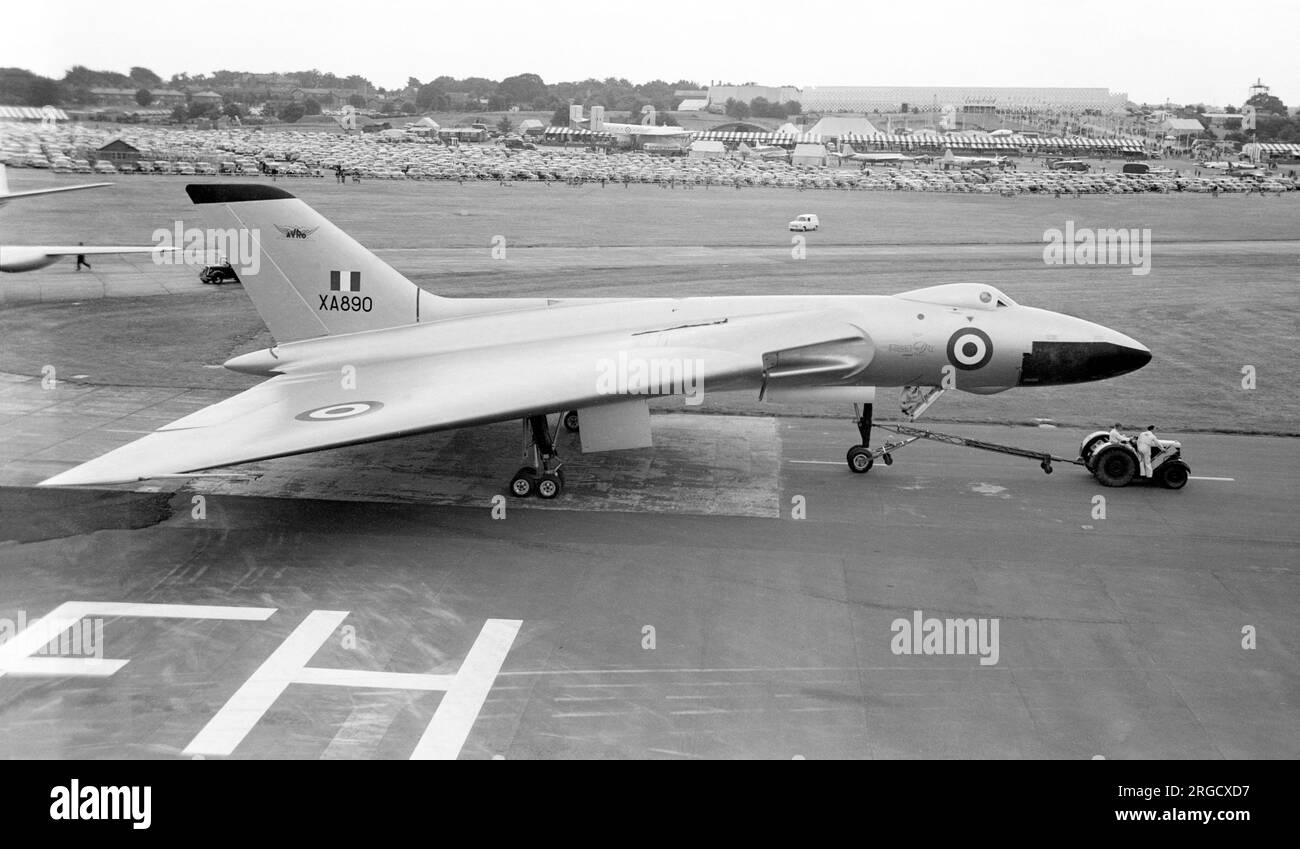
[[895, 283, 1018, 311]]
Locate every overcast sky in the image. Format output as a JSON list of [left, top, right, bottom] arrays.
[[8, 0, 1296, 107]]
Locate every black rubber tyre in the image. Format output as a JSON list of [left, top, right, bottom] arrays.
[[1157, 461, 1189, 490], [510, 467, 538, 498], [1092, 445, 1137, 487], [537, 472, 562, 499], [847, 446, 874, 474], [562, 410, 580, 432]]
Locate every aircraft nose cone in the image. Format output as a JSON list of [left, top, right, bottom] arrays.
[[1095, 343, 1152, 379], [1018, 339, 1151, 385]]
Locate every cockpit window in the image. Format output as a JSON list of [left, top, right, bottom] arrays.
[[895, 283, 1018, 310]]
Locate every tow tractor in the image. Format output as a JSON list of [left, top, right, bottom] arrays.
[[849, 421, 1189, 489], [1077, 431, 1189, 489]]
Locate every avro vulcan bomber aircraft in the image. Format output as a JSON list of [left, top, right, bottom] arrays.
[[40, 184, 1151, 498]]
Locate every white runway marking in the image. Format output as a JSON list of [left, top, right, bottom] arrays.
[[184, 612, 521, 761], [0, 601, 275, 679], [1189, 476, 1234, 481], [412, 619, 522, 760]]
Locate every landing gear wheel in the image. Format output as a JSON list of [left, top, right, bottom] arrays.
[[562, 410, 580, 433], [1040, 459, 1053, 474], [882, 452, 893, 466], [847, 446, 874, 474], [1156, 461, 1189, 490], [537, 472, 563, 499], [510, 466, 538, 498], [1092, 446, 1136, 487]]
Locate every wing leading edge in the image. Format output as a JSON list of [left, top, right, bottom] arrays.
[[39, 309, 872, 486]]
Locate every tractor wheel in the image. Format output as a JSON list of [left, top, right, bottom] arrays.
[[1092, 445, 1137, 487], [1156, 461, 1190, 490]]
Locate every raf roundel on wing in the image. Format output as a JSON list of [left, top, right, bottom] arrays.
[[294, 402, 385, 422]]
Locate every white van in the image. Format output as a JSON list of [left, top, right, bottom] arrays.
[[788, 213, 820, 232]]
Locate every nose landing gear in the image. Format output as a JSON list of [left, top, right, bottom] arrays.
[[846, 403, 874, 473]]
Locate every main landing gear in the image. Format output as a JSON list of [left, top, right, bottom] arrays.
[[510, 413, 567, 499]]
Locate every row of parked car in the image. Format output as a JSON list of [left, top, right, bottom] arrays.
[[105, 159, 262, 176], [3, 123, 1295, 196]]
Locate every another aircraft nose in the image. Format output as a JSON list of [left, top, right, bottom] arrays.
[[1018, 335, 1151, 385]]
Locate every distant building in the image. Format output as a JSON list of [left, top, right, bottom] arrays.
[[1152, 118, 1206, 153], [708, 85, 801, 107], [688, 139, 725, 158], [95, 139, 142, 166], [801, 85, 1129, 115], [791, 142, 828, 167], [90, 88, 186, 108], [1201, 113, 1243, 131], [807, 115, 879, 137], [1163, 117, 1205, 143], [290, 88, 345, 107]]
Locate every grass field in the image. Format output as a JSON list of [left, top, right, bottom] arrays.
[[3, 172, 1298, 435]]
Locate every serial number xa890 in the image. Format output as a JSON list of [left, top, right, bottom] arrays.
[[319, 294, 373, 312]]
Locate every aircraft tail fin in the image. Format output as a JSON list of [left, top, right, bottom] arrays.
[[186, 184, 441, 343]]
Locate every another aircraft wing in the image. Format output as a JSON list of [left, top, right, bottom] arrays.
[[0, 245, 177, 272], [5, 246, 172, 255], [0, 183, 113, 204], [0, 165, 111, 206], [39, 309, 872, 486]]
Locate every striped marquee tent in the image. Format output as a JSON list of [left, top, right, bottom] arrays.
[[543, 127, 613, 142], [842, 132, 1145, 153], [692, 130, 824, 145], [0, 105, 69, 121], [1246, 142, 1300, 157]]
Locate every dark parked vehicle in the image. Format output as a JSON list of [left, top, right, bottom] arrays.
[[199, 260, 240, 285]]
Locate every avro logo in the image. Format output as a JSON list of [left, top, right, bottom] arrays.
[[273, 224, 319, 240]]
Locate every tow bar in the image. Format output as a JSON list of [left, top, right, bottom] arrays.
[[874, 423, 1086, 474]]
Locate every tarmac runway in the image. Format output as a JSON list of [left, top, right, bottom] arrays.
[[0, 184, 1296, 759], [1, 398, 1296, 758]]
